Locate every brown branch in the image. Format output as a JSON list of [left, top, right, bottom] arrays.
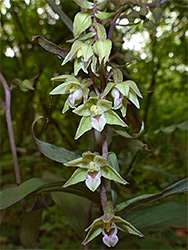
[[0, 73, 21, 185]]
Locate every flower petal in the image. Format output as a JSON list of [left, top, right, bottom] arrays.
[[85, 171, 101, 192], [103, 235, 119, 248], [113, 97, 122, 109], [91, 113, 106, 132]]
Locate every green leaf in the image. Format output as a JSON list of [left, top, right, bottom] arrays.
[[93, 39, 112, 64], [32, 35, 68, 59], [125, 201, 187, 231], [19, 195, 43, 248], [75, 116, 92, 139], [63, 168, 87, 188], [32, 116, 78, 163], [115, 177, 188, 212], [73, 12, 92, 37], [101, 165, 128, 185], [73, 0, 93, 9], [105, 110, 127, 127], [46, 0, 73, 31], [51, 192, 89, 235], [0, 177, 100, 210], [0, 178, 53, 210], [19, 79, 34, 92]]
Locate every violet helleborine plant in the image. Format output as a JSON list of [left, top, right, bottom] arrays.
[[49, 0, 144, 247]]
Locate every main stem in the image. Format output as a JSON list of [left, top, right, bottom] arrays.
[[0, 73, 22, 185]]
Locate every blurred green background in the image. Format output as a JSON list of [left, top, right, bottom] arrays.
[[0, 0, 187, 249]]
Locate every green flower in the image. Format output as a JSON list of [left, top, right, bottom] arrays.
[[102, 80, 143, 117], [63, 152, 128, 192], [50, 74, 90, 113], [73, 97, 127, 139], [83, 201, 144, 247]]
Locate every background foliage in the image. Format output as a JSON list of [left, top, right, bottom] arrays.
[[0, 0, 187, 249]]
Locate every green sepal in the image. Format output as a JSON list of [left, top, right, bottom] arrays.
[[50, 81, 81, 95], [64, 157, 89, 169], [128, 90, 140, 109], [113, 216, 144, 237], [113, 68, 123, 83], [101, 165, 128, 185], [80, 43, 93, 62], [97, 99, 112, 112], [91, 55, 98, 75], [105, 110, 127, 127], [73, 12, 92, 37], [74, 58, 82, 76], [75, 116, 92, 139], [127, 80, 142, 98], [82, 218, 103, 245], [92, 23, 107, 40], [96, 0, 108, 11], [51, 74, 79, 83], [73, 0, 93, 9], [63, 168, 87, 188], [120, 98, 127, 117], [61, 40, 83, 66], [62, 97, 71, 114], [101, 82, 115, 98], [93, 39, 112, 64], [116, 82, 129, 96], [73, 103, 91, 116], [94, 155, 107, 167]]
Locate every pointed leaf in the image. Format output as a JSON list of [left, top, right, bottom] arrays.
[[46, 0, 73, 31], [113, 68, 123, 83], [51, 192, 89, 235], [95, 11, 115, 20], [32, 35, 68, 59], [64, 157, 89, 168], [63, 168, 87, 188], [62, 97, 71, 114], [20, 208, 43, 248], [73, 12, 92, 37], [125, 201, 187, 231], [32, 117, 78, 163], [115, 178, 188, 212], [116, 82, 129, 96], [107, 152, 120, 172], [101, 165, 128, 185], [75, 116, 92, 139], [120, 98, 127, 117], [105, 110, 127, 127]]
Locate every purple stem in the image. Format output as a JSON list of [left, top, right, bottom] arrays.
[[0, 73, 21, 185], [144, 0, 169, 7], [108, 11, 123, 40]]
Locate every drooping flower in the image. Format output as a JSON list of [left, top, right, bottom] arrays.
[[102, 80, 143, 117], [50, 74, 90, 113], [82, 201, 144, 247], [63, 152, 128, 192], [73, 97, 127, 139]]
